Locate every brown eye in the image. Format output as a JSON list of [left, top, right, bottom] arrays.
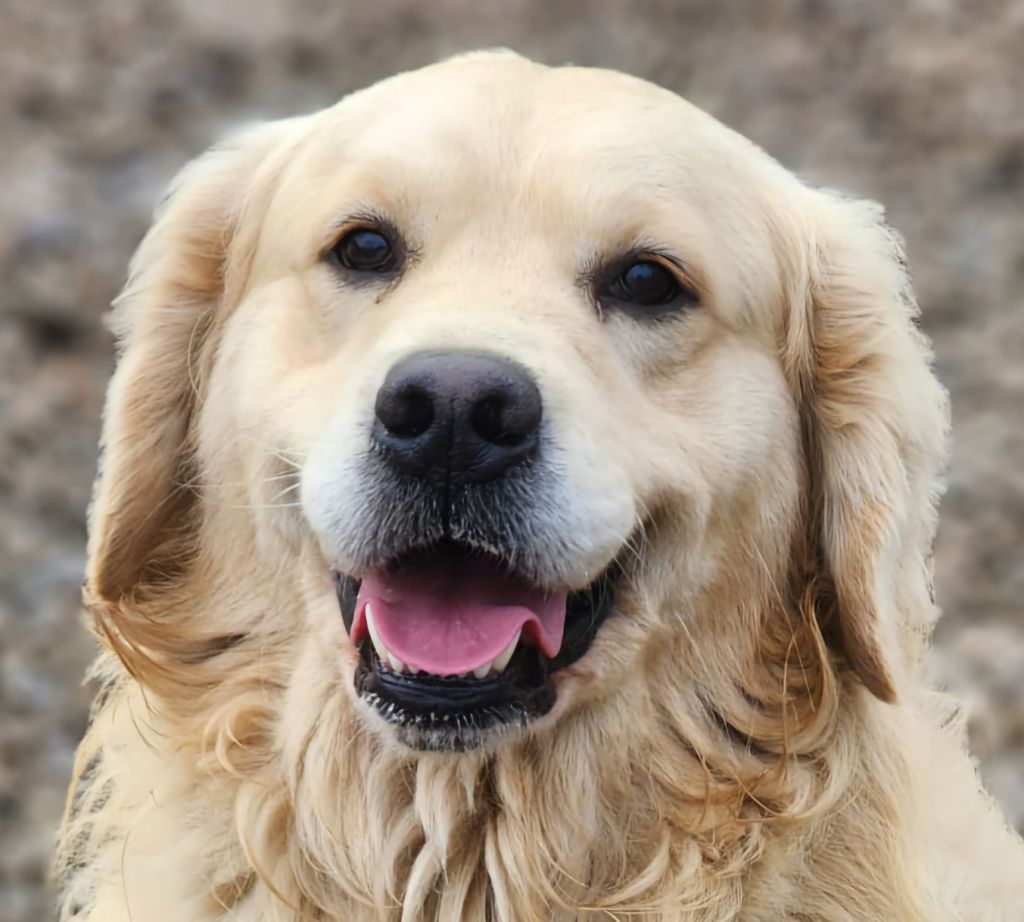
[[332, 228, 395, 272], [607, 260, 681, 305]]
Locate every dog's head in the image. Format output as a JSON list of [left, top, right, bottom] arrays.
[[87, 52, 946, 757]]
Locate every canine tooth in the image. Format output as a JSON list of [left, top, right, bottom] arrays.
[[473, 662, 492, 680], [365, 604, 387, 660], [492, 629, 521, 674], [388, 653, 407, 674]]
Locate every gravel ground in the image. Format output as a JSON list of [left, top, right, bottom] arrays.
[[1, 2, 1022, 919]]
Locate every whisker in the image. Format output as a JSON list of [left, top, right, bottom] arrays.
[[270, 481, 302, 502], [189, 472, 302, 492], [213, 501, 305, 510]]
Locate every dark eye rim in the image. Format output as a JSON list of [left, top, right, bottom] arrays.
[[593, 251, 700, 319], [323, 216, 406, 277]]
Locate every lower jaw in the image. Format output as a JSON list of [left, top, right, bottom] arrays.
[[341, 562, 620, 751], [354, 642, 555, 751]]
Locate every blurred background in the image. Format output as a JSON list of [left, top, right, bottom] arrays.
[[1, 1, 1022, 918]]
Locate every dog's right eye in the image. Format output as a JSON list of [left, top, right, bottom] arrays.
[[331, 228, 396, 273]]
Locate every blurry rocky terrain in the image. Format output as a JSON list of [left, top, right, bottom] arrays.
[[1, 1, 1022, 918]]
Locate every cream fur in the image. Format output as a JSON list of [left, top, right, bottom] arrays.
[[57, 52, 1024, 921]]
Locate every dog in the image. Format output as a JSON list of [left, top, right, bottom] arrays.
[[56, 51, 1024, 921]]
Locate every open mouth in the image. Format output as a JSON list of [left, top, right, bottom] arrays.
[[335, 541, 618, 750]]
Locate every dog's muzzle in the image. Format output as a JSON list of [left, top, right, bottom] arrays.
[[333, 350, 621, 750]]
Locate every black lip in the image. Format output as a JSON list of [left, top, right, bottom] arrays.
[[334, 555, 620, 750]]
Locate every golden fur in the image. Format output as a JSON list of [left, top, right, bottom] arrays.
[[57, 52, 1024, 920]]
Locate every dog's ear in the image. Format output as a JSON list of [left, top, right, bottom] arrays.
[[787, 195, 949, 702], [88, 120, 301, 605]]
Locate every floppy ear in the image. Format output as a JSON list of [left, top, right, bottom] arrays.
[[87, 120, 301, 605], [788, 195, 949, 702]]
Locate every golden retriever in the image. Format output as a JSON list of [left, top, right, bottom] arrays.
[[57, 51, 1024, 921]]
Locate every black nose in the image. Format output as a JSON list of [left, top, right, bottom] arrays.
[[373, 351, 542, 483]]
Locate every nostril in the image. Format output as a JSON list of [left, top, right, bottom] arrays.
[[471, 395, 516, 446], [377, 385, 435, 439], [470, 388, 542, 447]]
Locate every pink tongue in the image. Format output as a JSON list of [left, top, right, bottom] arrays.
[[351, 550, 567, 676]]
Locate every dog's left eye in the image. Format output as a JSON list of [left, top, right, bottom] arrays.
[[598, 258, 696, 316], [606, 261, 681, 305]]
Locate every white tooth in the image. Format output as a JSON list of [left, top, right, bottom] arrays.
[[492, 629, 521, 674], [473, 662, 492, 680], [365, 606, 406, 672], [365, 604, 386, 659]]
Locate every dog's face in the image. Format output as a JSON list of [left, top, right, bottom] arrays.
[[89, 54, 946, 757], [207, 55, 802, 748]]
